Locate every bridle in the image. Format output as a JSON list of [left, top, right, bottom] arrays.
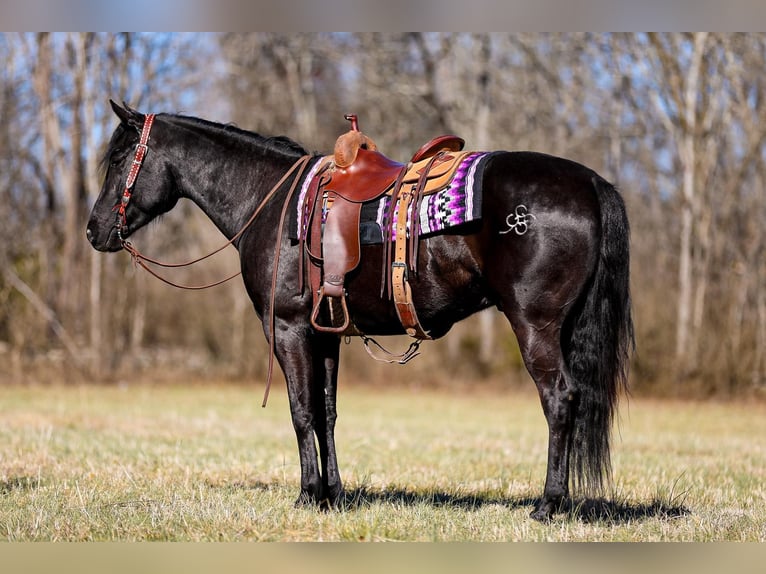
[[113, 113, 155, 242], [109, 113, 312, 406]]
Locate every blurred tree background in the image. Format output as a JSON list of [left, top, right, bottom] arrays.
[[1, 33, 765, 397]]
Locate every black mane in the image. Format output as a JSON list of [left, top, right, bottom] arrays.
[[99, 111, 310, 177], [162, 113, 310, 157]]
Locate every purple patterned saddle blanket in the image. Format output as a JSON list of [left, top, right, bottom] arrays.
[[290, 151, 494, 245]]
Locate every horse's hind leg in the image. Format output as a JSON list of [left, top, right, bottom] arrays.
[[507, 313, 577, 521]]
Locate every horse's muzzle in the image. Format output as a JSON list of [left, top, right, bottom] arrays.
[[85, 224, 123, 252]]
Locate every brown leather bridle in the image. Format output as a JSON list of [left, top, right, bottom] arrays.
[[113, 113, 155, 240]]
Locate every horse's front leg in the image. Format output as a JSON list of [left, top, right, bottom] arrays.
[[273, 321, 323, 506], [311, 333, 343, 508]]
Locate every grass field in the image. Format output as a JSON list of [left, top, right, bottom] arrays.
[[0, 381, 764, 541]]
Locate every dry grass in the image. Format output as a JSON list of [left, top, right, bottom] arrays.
[[0, 382, 764, 541]]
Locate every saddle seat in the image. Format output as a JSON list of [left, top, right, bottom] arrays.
[[325, 142, 468, 204], [325, 149, 405, 203]]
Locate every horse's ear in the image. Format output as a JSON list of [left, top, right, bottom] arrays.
[[109, 99, 144, 130]]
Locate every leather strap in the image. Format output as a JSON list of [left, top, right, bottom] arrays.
[[409, 152, 444, 275], [113, 113, 155, 236], [299, 163, 331, 294], [392, 186, 430, 339], [382, 163, 411, 298]]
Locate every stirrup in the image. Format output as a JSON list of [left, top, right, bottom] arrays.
[[310, 286, 351, 334]]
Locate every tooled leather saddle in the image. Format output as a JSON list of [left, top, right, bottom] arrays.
[[300, 114, 467, 339]]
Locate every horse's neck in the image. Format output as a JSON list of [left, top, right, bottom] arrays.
[[172, 139, 301, 242]]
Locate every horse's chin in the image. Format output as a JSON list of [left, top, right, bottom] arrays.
[[100, 241, 125, 253], [89, 239, 123, 253]]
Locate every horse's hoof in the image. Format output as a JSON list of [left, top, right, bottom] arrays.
[[294, 492, 319, 508], [327, 486, 346, 510], [531, 496, 570, 521], [530, 507, 553, 522], [316, 491, 346, 512]]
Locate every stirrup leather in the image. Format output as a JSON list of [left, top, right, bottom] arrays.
[[391, 187, 431, 340]]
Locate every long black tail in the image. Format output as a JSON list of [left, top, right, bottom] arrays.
[[565, 177, 634, 494]]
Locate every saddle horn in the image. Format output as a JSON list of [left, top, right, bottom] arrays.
[[344, 114, 359, 131]]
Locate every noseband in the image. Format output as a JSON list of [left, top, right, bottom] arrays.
[[113, 113, 156, 240]]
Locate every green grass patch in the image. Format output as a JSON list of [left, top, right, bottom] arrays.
[[1, 383, 764, 541]]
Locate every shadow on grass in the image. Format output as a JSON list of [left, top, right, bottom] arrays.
[[341, 485, 690, 524], [0, 476, 42, 494], [562, 497, 690, 523], [206, 479, 690, 524]]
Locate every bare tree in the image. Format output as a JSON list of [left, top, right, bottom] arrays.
[[1, 33, 217, 380], [3, 32, 765, 395]]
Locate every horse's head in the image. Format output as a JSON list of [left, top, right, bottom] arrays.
[[86, 100, 179, 252]]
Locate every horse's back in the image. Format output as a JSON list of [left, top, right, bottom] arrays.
[[483, 150, 603, 207]]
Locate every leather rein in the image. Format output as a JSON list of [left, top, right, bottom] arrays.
[[112, 114, 311, 406]]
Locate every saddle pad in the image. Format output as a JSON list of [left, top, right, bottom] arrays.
[[290, 151, 494, 245]]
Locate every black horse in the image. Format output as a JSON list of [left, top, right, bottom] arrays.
[[86, 101, 633, 520]]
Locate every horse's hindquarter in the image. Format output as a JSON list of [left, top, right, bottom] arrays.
[[480, 151, 602, 320]]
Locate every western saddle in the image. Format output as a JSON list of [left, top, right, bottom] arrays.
[[301, 114, 467, 339]]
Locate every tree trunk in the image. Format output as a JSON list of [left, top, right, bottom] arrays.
[[472, 35, 495, 367], [31, 33, 63, 342], [62, 33, 89, 336]]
